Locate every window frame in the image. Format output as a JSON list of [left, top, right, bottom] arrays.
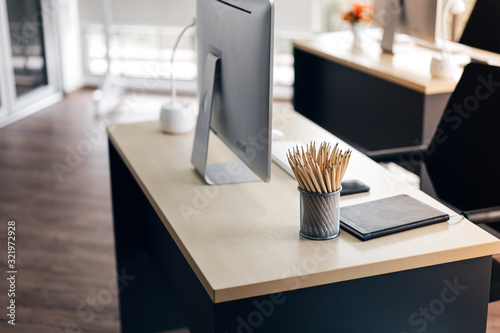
[[0, 0, 63, 127]]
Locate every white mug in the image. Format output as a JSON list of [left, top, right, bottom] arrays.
[[159, 101, 197, 134]]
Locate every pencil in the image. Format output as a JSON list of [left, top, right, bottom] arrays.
[[286, 141, 352, 194]]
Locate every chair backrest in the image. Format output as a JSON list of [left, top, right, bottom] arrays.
[[425, 62, 500, 211], [459, 0, 500, 54]]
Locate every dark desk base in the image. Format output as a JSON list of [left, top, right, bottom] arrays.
[[110, 140, 491, 333], [293, 48, 450, 153]]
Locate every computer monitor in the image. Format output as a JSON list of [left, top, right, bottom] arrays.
[[374, 0, 442, 53], [192, 0, 274, 185]]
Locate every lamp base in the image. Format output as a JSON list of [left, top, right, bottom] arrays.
[[159, 101, 196, 134], [430, 55, 459, 80]]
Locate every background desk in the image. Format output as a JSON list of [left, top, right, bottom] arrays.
[[293, 31, 500, 153], [108, 108, 500, 332]]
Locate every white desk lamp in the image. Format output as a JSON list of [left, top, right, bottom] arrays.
[[159, 19, 197, 134], [430, 0, 466, 79]]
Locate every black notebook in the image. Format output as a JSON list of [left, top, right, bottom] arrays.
[[340, 194, 450, 241]]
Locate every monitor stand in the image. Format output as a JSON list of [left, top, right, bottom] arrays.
[[191, 53, 261, 185], [381, 0, 401, 54]]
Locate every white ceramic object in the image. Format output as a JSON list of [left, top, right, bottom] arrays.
[[430, 55, 458, 80], [159, 101, 197, 134]]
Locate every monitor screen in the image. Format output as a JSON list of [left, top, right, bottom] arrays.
[[192, 0, 274, 184]]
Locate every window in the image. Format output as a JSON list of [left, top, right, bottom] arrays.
[[79, 0, 352, 95]]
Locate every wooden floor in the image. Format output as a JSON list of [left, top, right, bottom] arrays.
[[0, 89, 500, 332]]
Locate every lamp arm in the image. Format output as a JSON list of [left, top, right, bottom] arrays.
[[170, 18, 196, 105]]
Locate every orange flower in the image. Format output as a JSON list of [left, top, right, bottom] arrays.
[[343, 2, 373, 24]]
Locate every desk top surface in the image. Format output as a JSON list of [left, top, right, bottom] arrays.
[[108, 107, 500, 303], [293, 30, 500, 94]]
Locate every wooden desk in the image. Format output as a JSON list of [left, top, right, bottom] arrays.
[[293, 31, 500, 153], [107, 107, 500, 333]]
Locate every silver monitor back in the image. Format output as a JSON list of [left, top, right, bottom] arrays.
[[192, 0, 274, 184], [374, 0, 441, 53], [402, 0, 441, 43]]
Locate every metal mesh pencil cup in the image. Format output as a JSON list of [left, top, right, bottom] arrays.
[[298, 186, 341, 240]]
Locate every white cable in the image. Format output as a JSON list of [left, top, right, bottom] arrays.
[[441, 0, 454, 57], [170, 18, 196, 105]]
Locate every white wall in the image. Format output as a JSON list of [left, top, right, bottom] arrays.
[[79, 0, 195, 26], [274, 0, 314, 32], [78, 0, 315, 32]]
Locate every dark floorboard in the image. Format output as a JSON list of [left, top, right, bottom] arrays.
[[0, 89, 188, 333]]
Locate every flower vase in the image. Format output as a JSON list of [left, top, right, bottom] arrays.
[[351, 23, 363, 49]]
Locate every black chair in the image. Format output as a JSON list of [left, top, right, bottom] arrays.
[[370, 62, 500, 223], [459, 0, 500, 54], [423, 63, 500, 223], [369, 62, 500, 301]]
